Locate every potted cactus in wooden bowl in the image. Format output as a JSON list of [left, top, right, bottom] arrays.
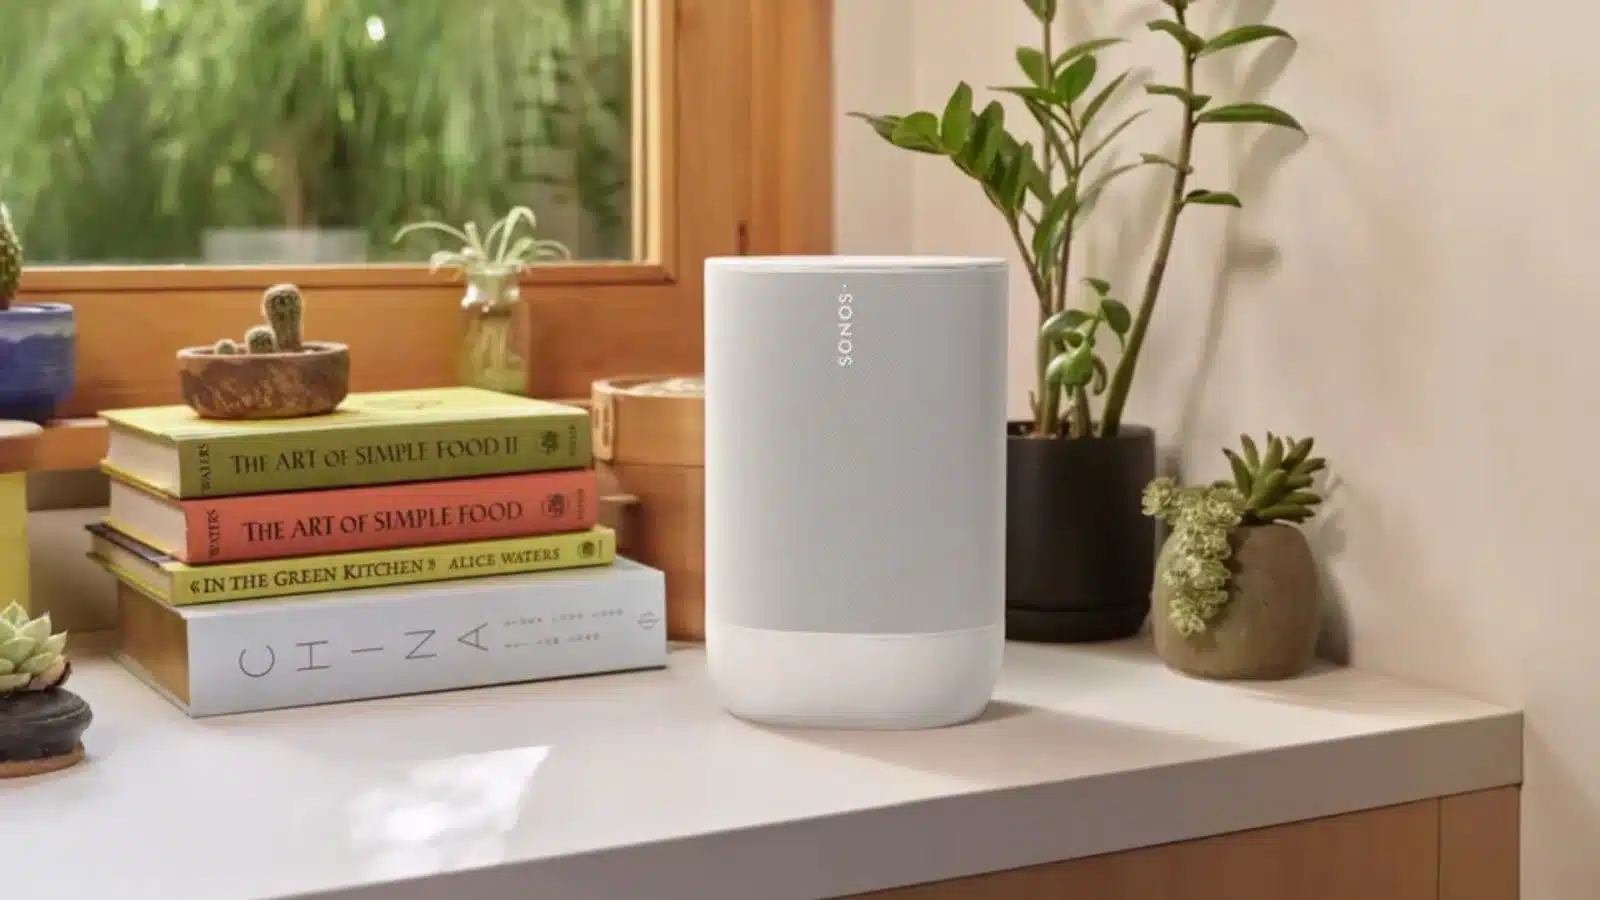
[[1142, 434, 1329, 680], [176, 283, 350, 419], [0, 204, 76, 424], [0, 601, 92, 778]]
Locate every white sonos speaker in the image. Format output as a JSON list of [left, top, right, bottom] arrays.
[[704, 256, 1008, 730]]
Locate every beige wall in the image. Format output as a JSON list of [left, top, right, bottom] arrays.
[[837, 0, 1592, 896]]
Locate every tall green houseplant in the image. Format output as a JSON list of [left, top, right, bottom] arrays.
[[850, 0, 1304, 642]]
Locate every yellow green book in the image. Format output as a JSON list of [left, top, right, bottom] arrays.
[[100, 386, 591, 499], [86, 521, 616, 605]]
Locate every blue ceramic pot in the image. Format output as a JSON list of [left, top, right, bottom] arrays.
[[0, 303, 76, 423]]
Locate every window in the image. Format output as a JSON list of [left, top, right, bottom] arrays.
[[10, 0, 832, 425], [4, 1, 638, 266]]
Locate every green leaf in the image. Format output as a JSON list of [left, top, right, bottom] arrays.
[[1185, 189, 1243, 207], [1222, 448, 1253, 494], [1090, 355, 1110, 394], [1240, 434, 1261, 467], [1052, 37, 1124, 71], [1140, 152, 1192, 174], [1060, 330, 1087, 348], [992, 85, 1057, 106], [1047, 347, 1096, 387], [1081, 110, 1148, 168], [1147, 19, 1206, 54], [847, 112, 902, 143], [1145, 84, 1212, 111], [1023, 0, 1058, 23], [1081, 71, 1130, 129], [941, 83, 974, 151], [1034, 190, 1077, 256], [1041, 308, 1091, 339], [1196, 102, 1305, 132], [1099, 297, 1132, 334], [1198, 25, 1294, 58], [1016, 47, 1050, 87], [1083, 277, 1112, 296], [889, 111, 945, 153], [1053, 55, 1097, 105], [971, 103, 1006, 172]]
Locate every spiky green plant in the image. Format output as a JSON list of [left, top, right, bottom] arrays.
[[394, 205, 572, 282], [0, 602, 69, 693], [244, 325, 278, 354], [1219, 433, 1326, 525], [261, 283, 303, 351], [850, 0, 1304, 439], [0, 204, 21, 311], [213, 338, 240, 355]]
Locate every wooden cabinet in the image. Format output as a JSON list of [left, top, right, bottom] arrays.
[[846, 787, 1518, 900]]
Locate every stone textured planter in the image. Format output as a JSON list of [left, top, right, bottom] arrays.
[[0, 303, 75, 423], [177, 341, 350, 419], [1152, 523, 1322, 680]]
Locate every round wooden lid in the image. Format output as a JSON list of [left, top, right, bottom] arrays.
[[0, 421, 44, 475]]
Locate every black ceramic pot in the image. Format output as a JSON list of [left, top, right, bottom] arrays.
[[0, 688, 92, 764], [1005, 422, 1157, 642]]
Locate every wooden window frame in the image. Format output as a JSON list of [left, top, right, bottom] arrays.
[[18, 0, 832, 470]]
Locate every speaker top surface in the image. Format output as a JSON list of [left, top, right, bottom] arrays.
[[706, 255, 1006, 274]]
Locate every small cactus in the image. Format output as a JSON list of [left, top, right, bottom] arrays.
[[0, 204, 21, 310], [244, 325, 278, 354], [261, 283, 303, 352], [214, 338, 240, 355], [1219, 433, 1326, 526]]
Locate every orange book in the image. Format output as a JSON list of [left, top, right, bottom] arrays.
[[104, 469, 600, 564]]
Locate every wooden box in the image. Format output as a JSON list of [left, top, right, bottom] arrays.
[[591, 375, 704, 641]]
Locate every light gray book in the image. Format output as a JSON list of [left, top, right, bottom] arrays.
[[114, 558, 666, 717]]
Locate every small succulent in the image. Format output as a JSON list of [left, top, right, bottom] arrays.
[[213, 338, 240, 355], [1144, 432, 1330, 636], [0, 602, 69, 693], [261, 283, 303, 351], [0, 203, 21, 311], [244, 324, 278, 354], [1219, 434, 1326, 525], [393, 205, 571, 280]]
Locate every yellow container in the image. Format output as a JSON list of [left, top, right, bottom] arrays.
[[0, 473, 28, 611]]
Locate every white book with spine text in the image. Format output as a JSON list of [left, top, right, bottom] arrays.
[[114, 558, 667, 717]]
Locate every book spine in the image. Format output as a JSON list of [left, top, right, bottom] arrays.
[[183, 566, 667, 716], [169, 527, 616, 604], [174, 412, 591, 498], [179, 469, 600, 563]]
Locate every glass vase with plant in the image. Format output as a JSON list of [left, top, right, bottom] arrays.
[[394, 206, 572, 395], [849, 0, 1305, 642]]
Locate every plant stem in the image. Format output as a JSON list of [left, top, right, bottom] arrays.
[[1098, 18, 1198, 438], [1070, 386, 1092, 437]]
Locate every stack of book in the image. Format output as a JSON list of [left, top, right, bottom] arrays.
[[87, 387, 666, 717]]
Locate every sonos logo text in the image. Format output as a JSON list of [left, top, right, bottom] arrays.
[[836, 285, 854, 367]]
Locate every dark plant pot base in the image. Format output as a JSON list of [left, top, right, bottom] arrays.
[[0, 743, 84, 778], [0, 688, 93, 778], [0, 396, 59, 424], [1007, 604, 1150, 644], [1005, 422, 1157, 644]]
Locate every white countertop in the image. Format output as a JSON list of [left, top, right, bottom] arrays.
[[11, 640, 1520, 900]]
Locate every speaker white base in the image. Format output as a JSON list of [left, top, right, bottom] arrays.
[[705, 622, 1005, 730]]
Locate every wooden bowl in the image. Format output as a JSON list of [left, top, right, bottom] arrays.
[[177, 341, 350, 420]]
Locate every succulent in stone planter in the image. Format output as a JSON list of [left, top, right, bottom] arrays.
[[176, 282, 350, 419], [0, 601, 92, 778], [1143, 434, 1328, 680]]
